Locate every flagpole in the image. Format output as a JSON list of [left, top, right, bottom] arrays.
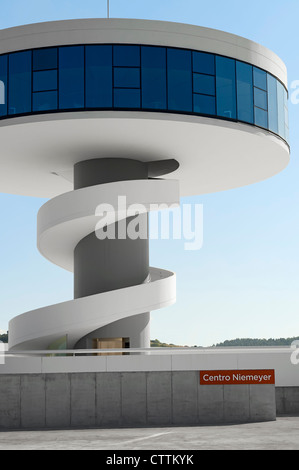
[[107, 0, 110, 18]]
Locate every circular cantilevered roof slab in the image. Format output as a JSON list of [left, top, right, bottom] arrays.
[[0, 19, 289, 198], [0, 111, 289, 198]]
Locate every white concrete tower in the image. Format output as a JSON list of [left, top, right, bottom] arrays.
[[0, 19, 288, 351]]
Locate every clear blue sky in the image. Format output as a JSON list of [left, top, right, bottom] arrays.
[[0, 0, 299, 346]]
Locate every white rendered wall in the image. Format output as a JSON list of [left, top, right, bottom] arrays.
[[1, 348, 298, 387]]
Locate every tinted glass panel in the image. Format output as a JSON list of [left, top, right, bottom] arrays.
[[33, 91, 57, 111], [255, 107, 268, 128], [8, 51, 32, 115], [59, 46, 84, 109], [267, 74, 278, 134], [253, 67, 267, 91], [141, 46, 166, 109], [114, 88, 140, 108], [216, 56, 236, 119], [114, 67, 140, 88], [254, 87, 267, 110], [277, 81, 285, 139], [236, 61, 253, 124], [85, 45, 112, 108], [113, 46, 140, 66], [167, 48, 192, 112], [193, 73, 215, 95], [192, 51, 215, 75], [0, 55, 7, 117], [33, 48, 57, 71], [193, 94, 216, 115], [33, 70, 57, 92]]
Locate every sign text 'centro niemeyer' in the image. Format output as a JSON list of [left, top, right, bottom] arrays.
[[200, 370, 275, 385]]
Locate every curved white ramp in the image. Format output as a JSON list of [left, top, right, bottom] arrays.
[[37, 179, 179, 272], [9, 177, 179, 350], [9, 267, 176, 351]]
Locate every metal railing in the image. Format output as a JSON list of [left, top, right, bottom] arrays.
[[0, 345, 293, 358]]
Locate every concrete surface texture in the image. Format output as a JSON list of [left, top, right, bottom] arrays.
[[276, 387, 299, 415], [0, 371, 276, 430], [0, 417, 299, 450]]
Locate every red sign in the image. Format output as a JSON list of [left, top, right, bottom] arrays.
[[200, 369, 275, 385]]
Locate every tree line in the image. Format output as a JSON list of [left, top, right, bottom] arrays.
[[0, 333, 8, 343], [213, 337, 299, 347]]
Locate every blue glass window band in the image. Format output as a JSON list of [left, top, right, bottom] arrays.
[[0, 44, 289, 144]]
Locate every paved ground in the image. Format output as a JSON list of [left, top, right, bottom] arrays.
[[0, 417, 298, 450]]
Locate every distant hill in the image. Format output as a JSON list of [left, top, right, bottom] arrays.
[[151, 337, 299, 348], [150, 339, 185, 348], [213, 337, 299, 347]]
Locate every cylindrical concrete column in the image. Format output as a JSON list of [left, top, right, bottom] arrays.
[[73, 158, 150, 348], [74, 158, 148, 189]]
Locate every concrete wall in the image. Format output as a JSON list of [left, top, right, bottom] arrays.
[[1, 347, 298, 386], [276, 387, 299, 416], [0, 371, 276, 430]]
